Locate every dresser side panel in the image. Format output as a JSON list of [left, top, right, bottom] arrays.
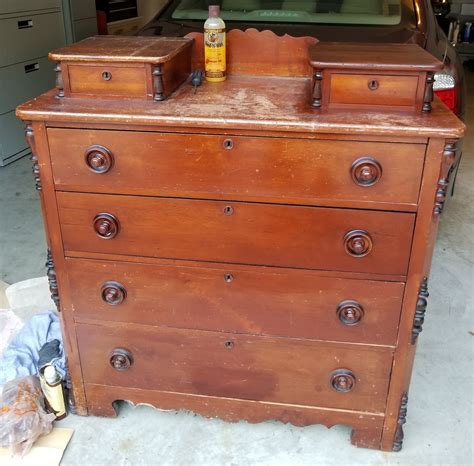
[[30, 121, 88, 415], [381, 137, 450, 450]]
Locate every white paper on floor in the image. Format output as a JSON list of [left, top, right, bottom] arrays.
[[0, 427, 74, 466]]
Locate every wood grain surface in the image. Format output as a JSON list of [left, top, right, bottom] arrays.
[[67, 257, 404, 345], [16, 83, 464, 138], [49, 36, 193, 64], [76, 322, 394, 413], [309, 42, 443, 71], [56, 192, 416, 275], [48, 128, 426, 210]]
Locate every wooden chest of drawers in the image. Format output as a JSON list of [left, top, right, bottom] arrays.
[[17, 31, 465, 451]]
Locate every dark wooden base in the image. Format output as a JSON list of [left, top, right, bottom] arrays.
[[84, 383, 388, 450]]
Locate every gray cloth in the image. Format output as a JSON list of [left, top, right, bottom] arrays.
[[0, 311, 65, 387]]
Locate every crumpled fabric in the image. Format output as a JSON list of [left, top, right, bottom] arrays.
[[0, 311, 65, 388]]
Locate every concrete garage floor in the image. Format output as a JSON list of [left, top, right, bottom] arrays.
[[1, 72, 473, 465]]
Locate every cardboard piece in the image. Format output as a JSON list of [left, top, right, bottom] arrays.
[[0, 427, 74, 466]]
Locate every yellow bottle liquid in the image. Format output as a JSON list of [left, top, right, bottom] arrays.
[[204, 5, 226, 82]]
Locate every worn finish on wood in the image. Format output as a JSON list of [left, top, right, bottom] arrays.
[[309, 42, 443, 71], [49, 36, 193, 64], [412, 278, 429, 344], [16, 33, 466, 451], [77, 321, 393, 413], [66, 257, 404, 346], [16, 84, 464, 139], [85, 383, 384, 448]]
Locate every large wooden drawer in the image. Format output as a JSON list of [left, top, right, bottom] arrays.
[[57, 193, 415, 275], [67, 258, 404, 346], [76, 322, 393, 413], [47, 128, 425, 209]]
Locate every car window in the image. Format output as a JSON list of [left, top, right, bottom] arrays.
[[171, 1, 412, 26]]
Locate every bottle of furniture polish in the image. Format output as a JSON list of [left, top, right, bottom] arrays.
[[40, 365, 67, 420], [204, 5, 226, 82]]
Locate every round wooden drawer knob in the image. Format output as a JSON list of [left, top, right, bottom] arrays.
[[101, 281, 126, 305], [344, 230, 373, 257], [351, 157, 382, 187], [94, 213, 120, 239], [330, 369, 356, 393], [109, 348, 133, 371], [337, 300, 364, 326], [85, 145, 114, 174]]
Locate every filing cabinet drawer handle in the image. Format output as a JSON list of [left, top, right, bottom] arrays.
[[330, 369, 356, 393], [18, 19, 33, 29], [368, 79, 379, 91], [344, 230, 373, 257], [94, 213, 120, 239], [110, 348, 133, 371], [337, 300, 364, 326], [24, 63, 40, 74], [351, 157, 382, 187], [85, 145, 114, 174], [101, 281, 127, 305]]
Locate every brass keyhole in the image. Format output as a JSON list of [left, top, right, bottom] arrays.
[[368, 79, 379, 91], [102, 71, 112, 81], [224, 205, 234, 216], [224, 340, 234, 349], [224, 273, 234, 283]]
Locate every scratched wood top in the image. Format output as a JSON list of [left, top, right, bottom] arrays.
[[309, 42, 443, 71], [49, 36, 193, 64], [17, 76, 464, 138]]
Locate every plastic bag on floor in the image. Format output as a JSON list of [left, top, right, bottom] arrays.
[[0, 375, 55, 456]]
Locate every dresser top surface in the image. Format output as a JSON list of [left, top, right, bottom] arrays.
[[49, 36, 193, 64], [17, 76, 464, 138], [309, 42, 443, 71]]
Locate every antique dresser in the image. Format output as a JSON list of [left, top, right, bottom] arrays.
[[17, 31, 465, 451]]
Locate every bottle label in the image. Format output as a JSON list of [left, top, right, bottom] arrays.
[[40, 375, 66, 418], [205, 28, 226, 81]]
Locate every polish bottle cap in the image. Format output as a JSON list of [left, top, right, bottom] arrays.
[[209, 5, 220, 18], [44, 365, 59, 384]]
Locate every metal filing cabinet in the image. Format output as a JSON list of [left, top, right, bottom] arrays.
[[62, 0, 98, 44], [0, 1, 65, 166]]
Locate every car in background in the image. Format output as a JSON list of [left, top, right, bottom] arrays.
[[138, 0, 465, 118]]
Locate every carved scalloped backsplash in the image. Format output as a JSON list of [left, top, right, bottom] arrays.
[[186, 28, 318, 77]]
